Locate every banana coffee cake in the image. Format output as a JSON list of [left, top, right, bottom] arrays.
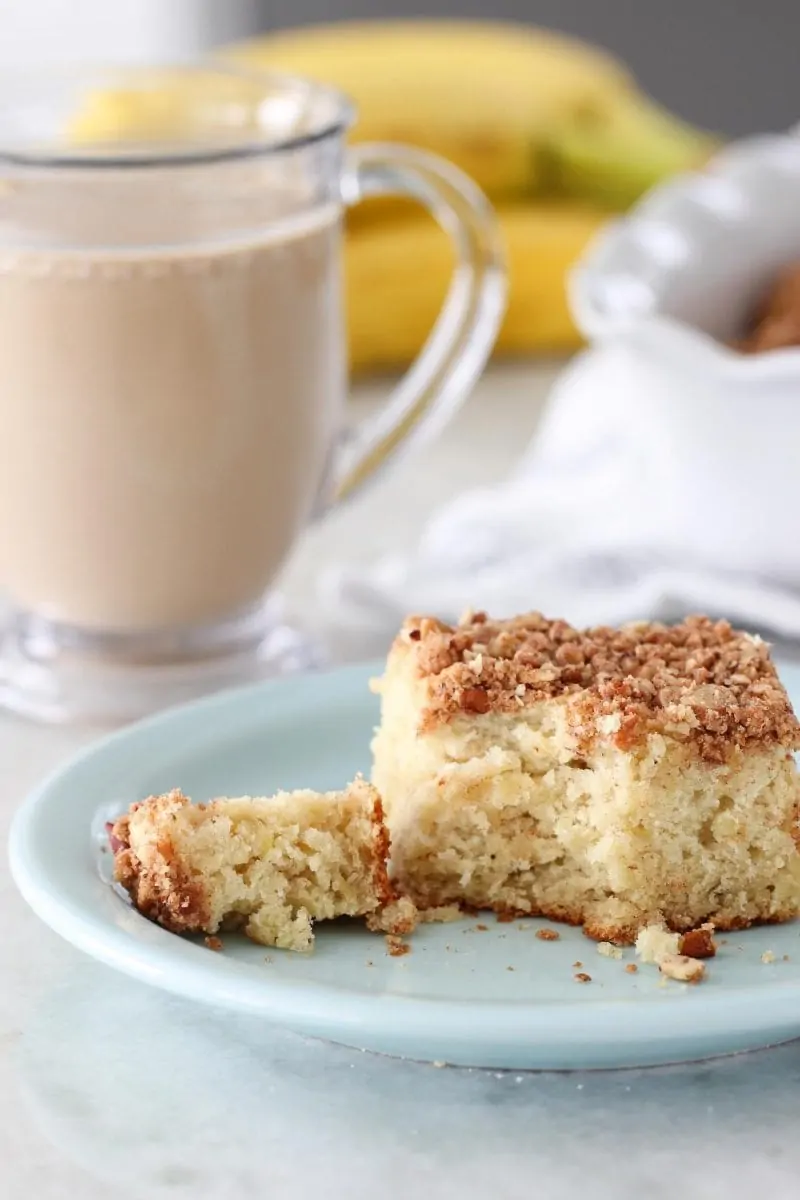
[[371, 612, 800, 942], [112, 779, 414, 952]]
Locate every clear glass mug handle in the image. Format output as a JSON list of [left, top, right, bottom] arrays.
[[331, 143, 506, 503]]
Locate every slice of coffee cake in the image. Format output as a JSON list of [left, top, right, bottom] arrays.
[[112, 779, 413, 951], [372, 612, 800, 942]]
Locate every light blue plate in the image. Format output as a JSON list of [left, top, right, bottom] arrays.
[[10, 660, 800, 1071]]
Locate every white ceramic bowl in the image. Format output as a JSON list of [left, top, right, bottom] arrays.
[[569, 133, 800, 583]]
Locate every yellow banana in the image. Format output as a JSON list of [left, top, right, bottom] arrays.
[[68, 67, 266, 147], [70, 23, 712, 208], [225, 21, 714, 207], [540, 95, 718, 211], [345, 203, 606, 375], [65, 23, 709, 373]]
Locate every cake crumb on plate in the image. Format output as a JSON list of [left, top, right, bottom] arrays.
[[635, 923, 680, 964], [597, 941, 622, 959], [679, 923, 717, 959], [111, 779, 394, 953], [659, 953, 705, 983]]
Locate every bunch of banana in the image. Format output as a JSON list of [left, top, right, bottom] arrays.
[[345, 203, 606, 372], [70, 22, 716, 373], [226, 22, 713, 210], [226, 22, 715, 372]]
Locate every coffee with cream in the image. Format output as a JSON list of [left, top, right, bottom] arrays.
[[0, 197, 344, 630]]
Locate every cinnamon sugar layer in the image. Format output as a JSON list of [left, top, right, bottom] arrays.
[[397, 613, 799, 760]]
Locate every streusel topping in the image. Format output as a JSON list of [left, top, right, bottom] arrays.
[[399, 612, 799, 759]]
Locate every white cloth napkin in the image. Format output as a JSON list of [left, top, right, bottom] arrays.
[[323, 348, 800, 642]]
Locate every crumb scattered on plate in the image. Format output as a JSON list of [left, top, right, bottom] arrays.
[[658, 953, 705, 983], [761, 950, 776, 964], [635, 923, 680, 964], [625, 963, 638, 975], [386, 935, 410, 957], [536, 928, 560, 942], [679, 923, 717, 959], [597, 941, 622, 959], [574, 972, 592, 983], [204, 935, 223, 951]]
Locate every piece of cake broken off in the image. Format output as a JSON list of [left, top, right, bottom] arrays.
[[371, 612, 800, 943], [112, 780, 413, 952]]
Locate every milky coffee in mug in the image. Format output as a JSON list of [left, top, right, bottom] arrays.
[[0, 66, 504, 721]]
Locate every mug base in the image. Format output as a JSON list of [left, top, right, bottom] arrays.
[[0, 595, 323, 725]]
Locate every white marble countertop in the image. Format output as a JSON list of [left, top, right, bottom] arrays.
[[3, 362, 800, 1200]]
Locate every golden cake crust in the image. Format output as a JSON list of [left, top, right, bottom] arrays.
[[112, 791, 218, 934], [396, 612, 799, 761]]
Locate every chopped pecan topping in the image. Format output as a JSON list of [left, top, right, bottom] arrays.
[[396, 613, 797, 760]]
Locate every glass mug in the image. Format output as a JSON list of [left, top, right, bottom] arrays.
[[0, 66, 505, 723]]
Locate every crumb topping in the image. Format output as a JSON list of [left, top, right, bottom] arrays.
[[398, 612, 798, 759], [679, 923, 717, 959]]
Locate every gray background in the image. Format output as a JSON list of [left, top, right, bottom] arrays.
[[212, 0, 800, 137]]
